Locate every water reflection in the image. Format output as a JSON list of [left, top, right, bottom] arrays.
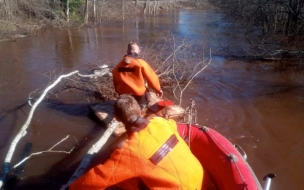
[[0, 9, 303, 190]]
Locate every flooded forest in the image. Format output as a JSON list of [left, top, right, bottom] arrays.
[[0, 0, 304, 190]]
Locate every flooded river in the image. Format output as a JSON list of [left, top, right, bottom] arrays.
[[0, 10, 303, 190]]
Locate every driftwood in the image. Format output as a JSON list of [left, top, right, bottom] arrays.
[[12, 135, 73, 169], [0, 66, 116, 189], [0, 69, 112, 188], [60, 121, 120, 190], [89, 101, 126, 136], [0, 70, 79, 188]]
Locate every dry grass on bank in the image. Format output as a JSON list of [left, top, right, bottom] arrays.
[[0, 19, 41, 41], [0, 0, 212, 41]]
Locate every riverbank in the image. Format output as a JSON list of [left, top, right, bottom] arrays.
[[0, 0, 212, 42]]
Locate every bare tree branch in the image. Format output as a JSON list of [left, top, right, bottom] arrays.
[[0, 70, 79, 188], [12, 135, 74, 169], [60, 121, 120, 190]]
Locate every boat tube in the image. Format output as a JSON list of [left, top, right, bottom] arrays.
[[66, 97, 270, 190], [177, 123, 263, 190]]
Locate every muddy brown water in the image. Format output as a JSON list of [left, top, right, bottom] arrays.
[[0, 10, 303, 190]]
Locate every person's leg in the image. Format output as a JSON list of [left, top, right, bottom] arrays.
[[132, 91, 149, 110]]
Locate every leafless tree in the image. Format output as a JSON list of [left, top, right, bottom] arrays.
[[122, 0, 125, 20], [84, 0, 89, 24], [137, 31, 213, 106], [93, 0, 96, 22], [66, 0, 70, 22], [208, 0, 304, 59]]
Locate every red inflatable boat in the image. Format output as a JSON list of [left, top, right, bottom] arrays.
[[63, 98, 274, 190], [177, 122, 263, 190]]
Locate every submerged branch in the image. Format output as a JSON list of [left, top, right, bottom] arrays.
[[0, 70, 79, 188], [60, 121, 120, 190], [12, 135, 73, 169]]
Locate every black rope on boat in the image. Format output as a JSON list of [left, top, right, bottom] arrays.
[[200, 126, 248, 190]]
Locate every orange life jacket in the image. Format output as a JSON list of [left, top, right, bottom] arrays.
[[112, 55, 161, 96], [69, 117, 203, 190]]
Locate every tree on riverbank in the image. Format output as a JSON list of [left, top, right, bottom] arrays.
[[0, 0, 205, 40], [208, 0, 304, 60]]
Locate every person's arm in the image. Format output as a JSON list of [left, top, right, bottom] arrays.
[[69, 148, 137, 190], [139, 59, 162, 96]]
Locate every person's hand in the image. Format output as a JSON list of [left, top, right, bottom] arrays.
[[156, 90, 163, 97]]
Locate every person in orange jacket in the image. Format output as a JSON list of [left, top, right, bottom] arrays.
[[112, 41, 163, 108], [69, 94, 203, 190]]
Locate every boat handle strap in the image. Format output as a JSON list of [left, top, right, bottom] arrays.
[[234, 144, 247, 160]]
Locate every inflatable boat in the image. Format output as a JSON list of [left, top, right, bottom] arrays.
[[149, 98, 273, 190], [177, 122, 263, 190], [61, 98, 275, 190]]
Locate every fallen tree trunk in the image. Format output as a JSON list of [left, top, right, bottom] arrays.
[[0, 70, 79, 188], [60, 121, 119, 190]]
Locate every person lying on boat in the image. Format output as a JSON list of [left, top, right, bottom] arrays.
[[112, 41, 163, 109], [69, 94, 203, 190]]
